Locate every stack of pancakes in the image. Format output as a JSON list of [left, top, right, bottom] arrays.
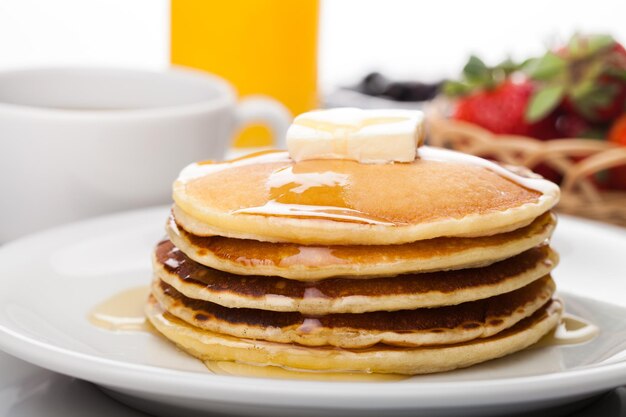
[[146, 147, 562, 375]]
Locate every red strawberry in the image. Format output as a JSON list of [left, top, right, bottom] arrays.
[[445, 56, 560, 139], [554, 112, 591, 138], [453, 80, 557, 137], [609, 113, 626, 146], [608, 113, 626, 189], [530, 163, 562, 184]]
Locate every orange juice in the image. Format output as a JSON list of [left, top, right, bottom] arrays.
[[171, 0, 319, 147]]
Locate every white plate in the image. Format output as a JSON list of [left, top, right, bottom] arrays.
[[0, 207, 625, 417]]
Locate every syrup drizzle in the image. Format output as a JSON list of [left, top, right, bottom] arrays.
[[177, 147, 558, 195], [176, 147, 559, 226], [293, 114, 412, 157], [232, 164, 395, 225]]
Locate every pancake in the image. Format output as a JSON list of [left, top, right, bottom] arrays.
[[167, 211, 556, 280], [154, 241, 558, 314], [172, 148, 559, 245], [146, 295, 562, 375], [150, 276, 556, 348]]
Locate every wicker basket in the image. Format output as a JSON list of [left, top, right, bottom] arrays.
[[427, 100, 626, 227]]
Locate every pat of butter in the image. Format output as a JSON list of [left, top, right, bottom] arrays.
[[286, 108, 425, 163]]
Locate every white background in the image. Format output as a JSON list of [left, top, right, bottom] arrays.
[[1, 0, 626, 89]]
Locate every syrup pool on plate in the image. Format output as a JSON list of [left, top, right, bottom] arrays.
[[88, 286, 151, 332], [533, 313, 599, 348]]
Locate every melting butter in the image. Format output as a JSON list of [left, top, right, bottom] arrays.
[[294, 116, 410, 134], [286, 109, 424, 163]]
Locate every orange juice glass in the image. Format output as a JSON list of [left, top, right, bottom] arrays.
[[171, 0, 319, 147]]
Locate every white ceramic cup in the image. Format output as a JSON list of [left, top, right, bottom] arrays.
[[0, 67, 292, 243]]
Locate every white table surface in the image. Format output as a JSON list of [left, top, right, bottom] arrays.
[[0, 350, 148, 416]]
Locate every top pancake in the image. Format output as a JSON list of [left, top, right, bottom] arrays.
[[173, 147, 560, 245]]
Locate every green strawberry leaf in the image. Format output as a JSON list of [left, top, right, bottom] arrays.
[[570, 78, 595, 101], [571, 73, 616, 101], [495, 58, 520, 75], [605, 68, 626, 81], [568, 33, 615, 58], [587, 34, 615, 53], [526, 85, 566, 123], [442, 80, 472, 96], [568, 34, 584, 57], [463, 56, 490, 83], [584, 126, 610, 140], [572, 84, 618, 119], [570, 60, 609, 101], [524, 52, 567, 81]]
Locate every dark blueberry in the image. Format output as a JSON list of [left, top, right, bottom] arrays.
[[353, 72, 445, 102], [356, 72, 391, 96]]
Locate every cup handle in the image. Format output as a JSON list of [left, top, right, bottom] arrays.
[[234, 95, 293, 149]]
